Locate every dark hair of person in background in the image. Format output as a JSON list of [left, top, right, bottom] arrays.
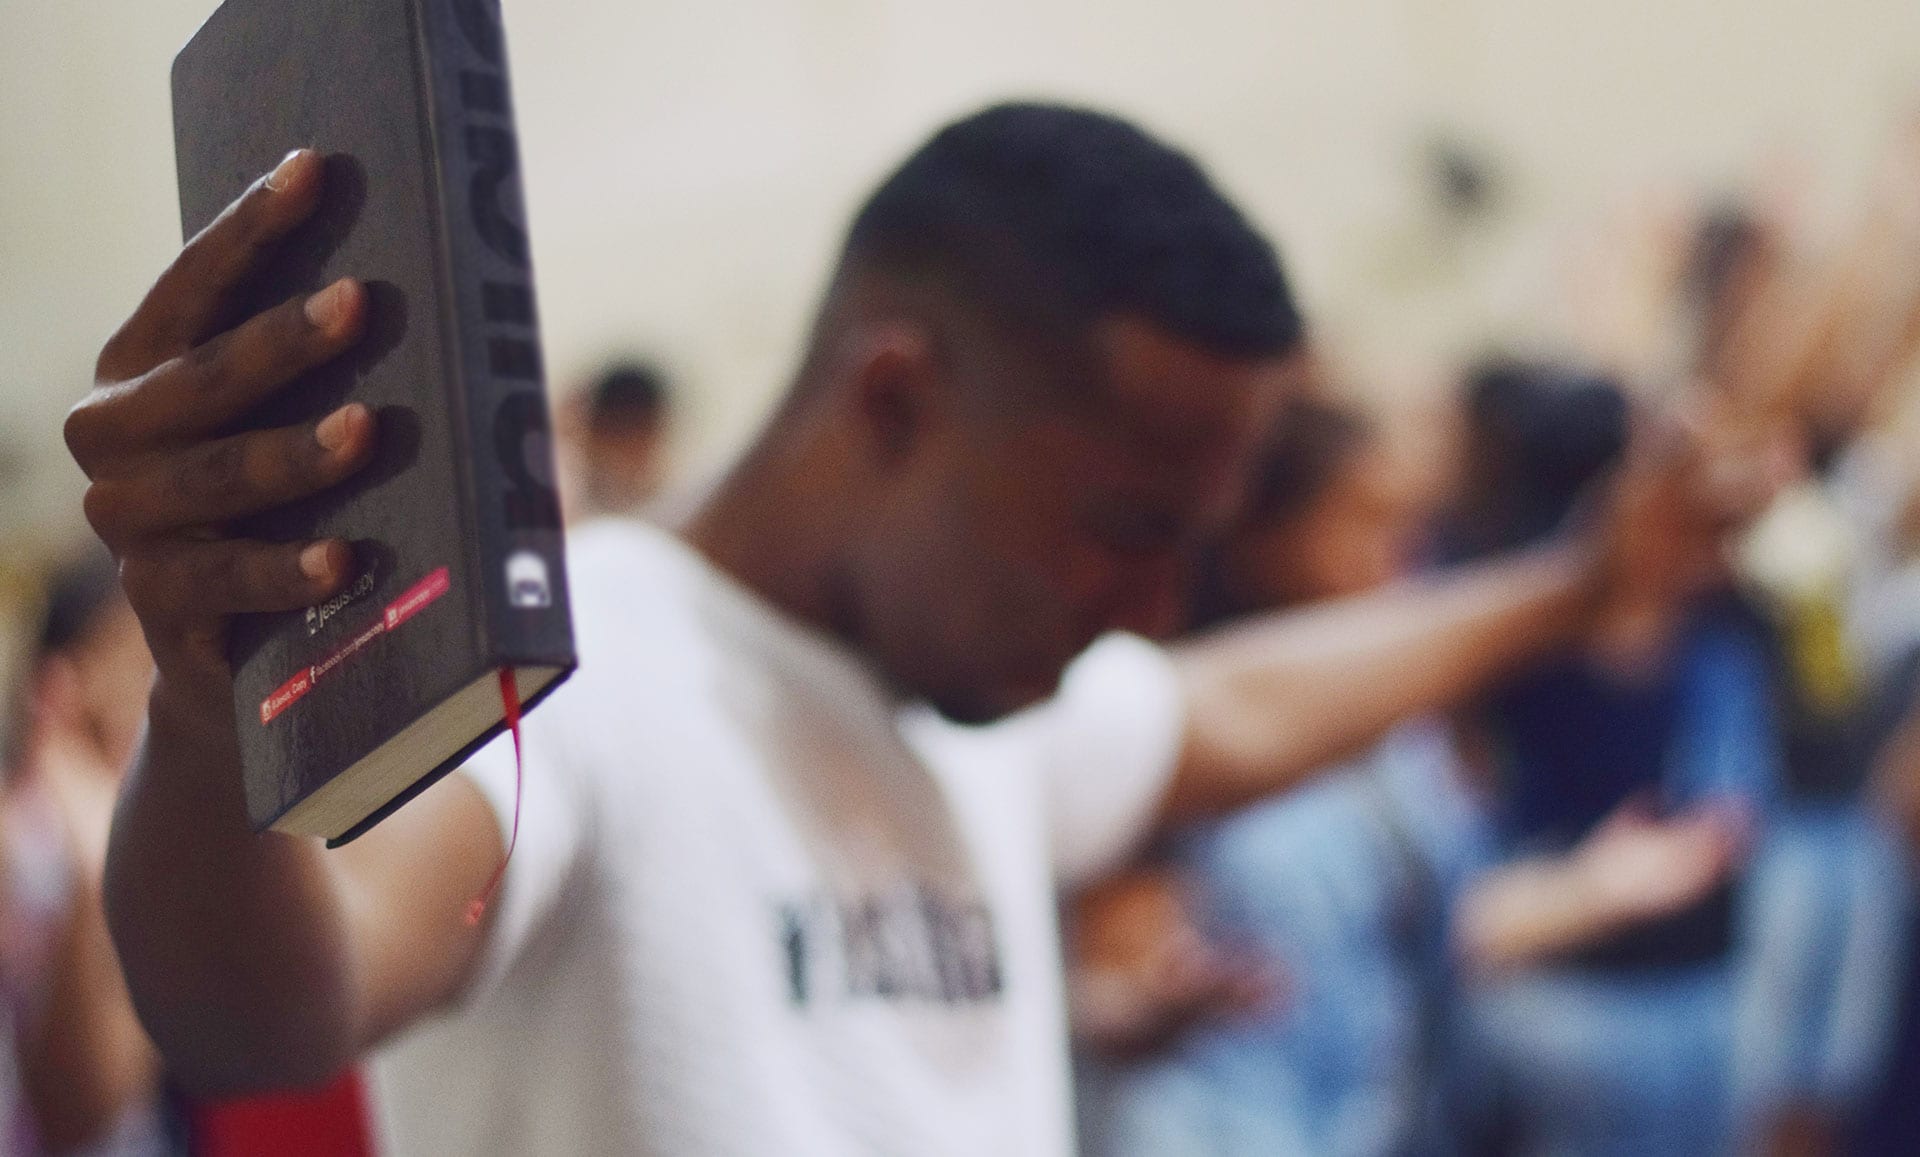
[[38, 550, 120, 654], [1445, 358, 1641, 841], [3, 546, 123, 780], [1448, 359, 1631, 560], [582, 361, 668, 435], [1188, 397, 1375, 632], [36, 545, 147, 764], [1683, 205, 1771, 375]]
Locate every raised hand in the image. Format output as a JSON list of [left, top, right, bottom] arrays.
[[65, 150, 376, 710], [1456, 797, 1752, 976], [1065, 866, 1278, 1057], [1570, 798, 1751, 930], [1590, 399, 1797, 624]]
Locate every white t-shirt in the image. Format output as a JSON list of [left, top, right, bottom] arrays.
[[371, 521, 1186, 1156]]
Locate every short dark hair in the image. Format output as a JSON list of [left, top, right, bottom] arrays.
[[843, 102, 1303, 362], [38, 542, 123, 658], [581, 361, 668, 432], [1685, 205, 1766, 316], [5, 545, 123, 778], [1449, 359, 1630, 558]]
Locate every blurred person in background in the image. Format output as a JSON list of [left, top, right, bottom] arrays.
[[1853, 688, 1920, 1154], [1072, 395, 1468, 1156], [1690, 122, 1920, 803], [1441, 140, 1920, 1148], [70, 104, 1767, 1156], [554, 358, 674, 523], [1, 547, 172, 1155], [1441, 362, 1908, 1157], [1063, 397, 1416, 1091], [1440, 362, 1775, 1155], [1560, 122, 1920, 778], [1, 558, 375, 1157], [1641, 139, 1920, 1152]]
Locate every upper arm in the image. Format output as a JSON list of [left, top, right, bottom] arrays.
[[337, 718, 591, 1051], [1160, 629, 1323, 823], [333, 771, 504, 1050], [1165, 550, 1594, 821]]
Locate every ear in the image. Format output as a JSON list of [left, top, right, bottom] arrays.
[[851, 325, 942, 463]]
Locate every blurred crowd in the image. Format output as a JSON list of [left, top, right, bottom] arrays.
[[6, 102, 1920, 1157], [1063, 123, 1920, 1155]]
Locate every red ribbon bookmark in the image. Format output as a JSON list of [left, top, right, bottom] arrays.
[[465, 667, 524, 926]]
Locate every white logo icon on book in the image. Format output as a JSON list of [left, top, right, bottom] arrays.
[[506, 551, 552, 609]]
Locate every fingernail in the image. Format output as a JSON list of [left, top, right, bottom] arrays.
[[315, 404, 362, 453], [300, 542, 335, 580], [304, 279, 350, 329], [265, 149, 308, 192]]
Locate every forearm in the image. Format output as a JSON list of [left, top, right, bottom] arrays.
[[1165, 540, 1596, 819], [79, 153, 490, 1095], [104, 674, 365, 1093], [1452, 859, 1614, 977]]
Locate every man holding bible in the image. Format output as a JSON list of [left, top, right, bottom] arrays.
[[67, 104, 1772, 1154]]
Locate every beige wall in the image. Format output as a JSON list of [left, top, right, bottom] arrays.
[[4, 0, 1918, 543]]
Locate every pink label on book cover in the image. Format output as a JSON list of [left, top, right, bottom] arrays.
[[259, 567, 452, 725], [386, 566, 451, 629]]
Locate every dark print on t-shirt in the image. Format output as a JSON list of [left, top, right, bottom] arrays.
[[777, 884, 1004, 1007]]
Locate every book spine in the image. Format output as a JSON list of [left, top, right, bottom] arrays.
[[412, 0, 575, 669]]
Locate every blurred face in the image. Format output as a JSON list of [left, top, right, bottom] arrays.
[[580, 420, 667, 512], [845, 317, 1293, 723], [37, 596, 154, 776], [1223, 442, 1421, 610]]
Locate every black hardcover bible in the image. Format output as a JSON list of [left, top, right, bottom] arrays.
[[173, 0, 575, 844]]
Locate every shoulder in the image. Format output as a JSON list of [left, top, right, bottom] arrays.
[[1037, 633, 1188, 779], [562, 519, 690, 605], [562, 522, 708, 652], [530, 521, 723, 734]]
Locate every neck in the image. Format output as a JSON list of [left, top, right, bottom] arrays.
[[680, 415, 863, 647]]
